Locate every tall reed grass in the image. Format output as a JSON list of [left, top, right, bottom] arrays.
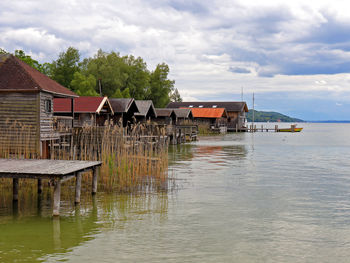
[[0, 121, 169, 193]]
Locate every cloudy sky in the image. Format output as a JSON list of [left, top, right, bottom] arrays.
[[2, 0, 350, 120]]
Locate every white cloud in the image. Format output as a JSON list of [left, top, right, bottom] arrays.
[[1, 0, 350, 118]]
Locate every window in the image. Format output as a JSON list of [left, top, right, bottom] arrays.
[[45, 99, 52, 113]]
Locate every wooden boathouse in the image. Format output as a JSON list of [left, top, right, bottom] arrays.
[[167, 101, 248, 131], [186, 107, 228, 130], [0, 54, 77, 157], [53, 96, 114, 127], [134, 100, 157, 122], [154, 108, 177, 125], [109, 98, 139, 127]]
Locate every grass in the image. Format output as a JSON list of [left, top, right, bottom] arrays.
[[0, 121, 169, 194]]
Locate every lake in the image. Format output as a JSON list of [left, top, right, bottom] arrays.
[[1, 123, 350, 262]]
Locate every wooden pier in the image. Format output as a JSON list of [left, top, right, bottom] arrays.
[[0, 159, 102, 216], [243, 124, 302, 133], [168, 125, 198, 144]]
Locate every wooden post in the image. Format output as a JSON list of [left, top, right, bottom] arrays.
[[75, 172, 82, 204], [291, 124, 295, 132], [275, 125, 278, 132], [53, 179, 61, 216], [179, 128, 182, 144], [53, 216, 61, 249], [71, 97, 74, 128], [261, 125, 263, 132], [92, 167, 99, 195], [13, 178, 19, 202], [38, 179, 43, 194]]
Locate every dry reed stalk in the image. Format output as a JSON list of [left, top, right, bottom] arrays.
[[0, 120, 169, 195]]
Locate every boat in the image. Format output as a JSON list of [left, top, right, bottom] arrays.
[[277, 127, 303, 132]]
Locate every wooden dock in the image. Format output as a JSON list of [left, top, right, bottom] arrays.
[[168, 125, 198, 144], [242, 124, 302, 133], [0, 159, 102, 216]]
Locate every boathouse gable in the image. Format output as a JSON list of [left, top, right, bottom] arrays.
[[134, 100, 157, 122], [172, 108, 194, 124], [154, 108, 177, 125], [109, 98, 139, 127]]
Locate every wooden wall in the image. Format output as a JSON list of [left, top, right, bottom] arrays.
[[40, 92, 55, 140], [227, 111, 246, 129], [0, 92, 39, 155]]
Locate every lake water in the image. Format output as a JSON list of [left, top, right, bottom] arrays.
[[1, 123, 350, 262]]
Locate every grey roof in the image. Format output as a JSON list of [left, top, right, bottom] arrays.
[[155, 108, 175, 117], [167, 101, 248, 112], [134, 100, 156, 117], [174, 108, 193, 118], [109, 98, 137, 113]]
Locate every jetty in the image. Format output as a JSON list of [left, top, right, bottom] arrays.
[[244, 124, 303, 132], [0, 159, 101, 216]]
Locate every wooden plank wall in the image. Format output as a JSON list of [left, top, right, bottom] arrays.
[[40, 92, 54, 139], [0, 92, 39, 155]]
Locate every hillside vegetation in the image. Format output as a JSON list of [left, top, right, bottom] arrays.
[[247, 110, 304, 122]]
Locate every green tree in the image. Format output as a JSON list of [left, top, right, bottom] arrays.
[[170, 88, 182, 102], [111, 88, 123, 98], [82, 50, 126, 96], [122, 55, 150, 99], [70, 72, 99, 96], [121, 87, 131, 98], [148, 63, 175, 107], [51, 47, 80, 89], [0, 48, 8, 54], [14, 50, 46, 73]]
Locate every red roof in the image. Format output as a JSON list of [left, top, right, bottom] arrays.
[[182, 107, 227, 118], [54, 97, 112, 113], [0, 54, 77, 97]]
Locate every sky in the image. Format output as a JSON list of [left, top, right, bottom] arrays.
[[1, 0, 350, 120]]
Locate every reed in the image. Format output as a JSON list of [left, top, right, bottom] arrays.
[[0, 121, 169, 193], [197, 123, 216, 135]]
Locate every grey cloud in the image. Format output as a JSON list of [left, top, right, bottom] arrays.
[[168, 0, 209, 15], [229, 67, 251, 74]]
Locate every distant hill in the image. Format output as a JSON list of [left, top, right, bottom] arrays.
[[247, 110, 304, 122]]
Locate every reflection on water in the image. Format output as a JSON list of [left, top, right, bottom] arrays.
[[2, 123, 350, 262], [0, 188, 169, 262]]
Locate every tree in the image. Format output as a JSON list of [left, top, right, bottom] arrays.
[[121, 88, 131, 98], [170, 88, 182, 102], [0, 48, 7, 54], [82, 50, 126, 96], [122, 55, 150, 99], [81, 51, 152, 99], [111, 89, 123, 98], [51, 47, 80, 90], [14, 50, 46, 73], [111, 87, 131, 98], [148, 63, 175, 107], [70, 72, 99, 96]]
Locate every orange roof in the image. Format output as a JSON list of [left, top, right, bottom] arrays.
[[182, 107, 227, 118]]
